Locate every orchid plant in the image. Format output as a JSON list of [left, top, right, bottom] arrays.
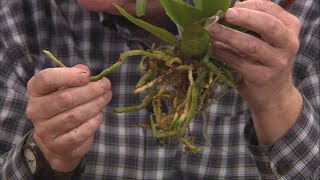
[[44, 0, 237, 153]]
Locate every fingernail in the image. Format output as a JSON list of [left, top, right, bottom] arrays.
[[210, 24, 221, 34], [100, 78, 110, 90], [226, 8, 238, 19], [79, 71, 89, 83]]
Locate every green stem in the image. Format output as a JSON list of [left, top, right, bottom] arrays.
[[154, 131, 177, 138], [90, 50, 155, 81], [178, 137, 202, 153], [136, 69, 153, 88], [43, 50, 67, 68], [43, 49, 171, 82], [134, 76, 162, 94], [112, 90, 155, 113], [170, 112, 179, 130]]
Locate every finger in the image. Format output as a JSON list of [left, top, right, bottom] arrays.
[[224, 8, 290, 47], [48, 112, 103, 154], [212, 43, 270, 84], [234, 0, 300, 34], [33, 131, 93, 168], [27, 78, 111, 120], [209, 23, 279, 66], [73, 64, 90, 73], [212, 42, 259, 71], [27, 67, 90, 96], [70, 136, 94, 159], [38, 92, 111, 140]]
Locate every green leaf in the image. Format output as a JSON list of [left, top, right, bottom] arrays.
[[113, 4, 179, 46], [160, 0, 206, 27], [180, 24, 209, 58], [193, 0, 230, 16], [136, 0, 148, 17]]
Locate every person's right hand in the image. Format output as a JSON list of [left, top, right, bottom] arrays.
[[26, 64, 112, 172]]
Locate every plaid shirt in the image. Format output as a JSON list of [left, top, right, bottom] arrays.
[[0, 0, 319, 179]]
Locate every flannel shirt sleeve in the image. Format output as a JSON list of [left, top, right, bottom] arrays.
[[0, 133, 32, 179], [243, 1, 320, 179], [0, 35, 34, 180], [244, 96, 319, 179], [0, 47, 35, 179], [0, 1, 37, 179], [244, 46, 320, 179]]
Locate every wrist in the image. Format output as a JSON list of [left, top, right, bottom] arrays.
[[249, 84, 301, 113], [249, 86, 303, 145], [32, 133, 82, 172], [23, 130, 85, 179], [45, 156, 83, 173]]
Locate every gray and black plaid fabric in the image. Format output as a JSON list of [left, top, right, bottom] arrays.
[[0, 0, 319, 179]]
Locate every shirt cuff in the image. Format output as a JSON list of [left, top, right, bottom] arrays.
[[1, 131, 32, 179], [244, 94, 320, 179]]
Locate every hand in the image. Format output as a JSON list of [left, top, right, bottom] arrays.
[[209, 0, 300, 111], [209, 0, 303, 144], [26, 65, 112, 172]]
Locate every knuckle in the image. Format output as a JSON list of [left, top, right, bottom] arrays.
[[255, 0, 267, 11], [247, 38, 260, 54], [69, 130, 82, 145], [273, 52, 291, 70], [268, 18, 280, 34], [35, 69, 53, 88], [26, 105, 37, 120], [286, 14, 301, 29], [66, 108, 84, 125], [56, 91, 74, 108], [278, 59, 289, 69], [288, 38, 300, 55], [35, 127, 50, 144], [26, 78, 35, 93], [280, 12, 301, 31], [292, 16, 301, 29]]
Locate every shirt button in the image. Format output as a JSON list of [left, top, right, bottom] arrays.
[[276, 160, 293, 175]]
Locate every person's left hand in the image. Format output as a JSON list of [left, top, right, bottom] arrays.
[[209, 0, 301, 112]]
